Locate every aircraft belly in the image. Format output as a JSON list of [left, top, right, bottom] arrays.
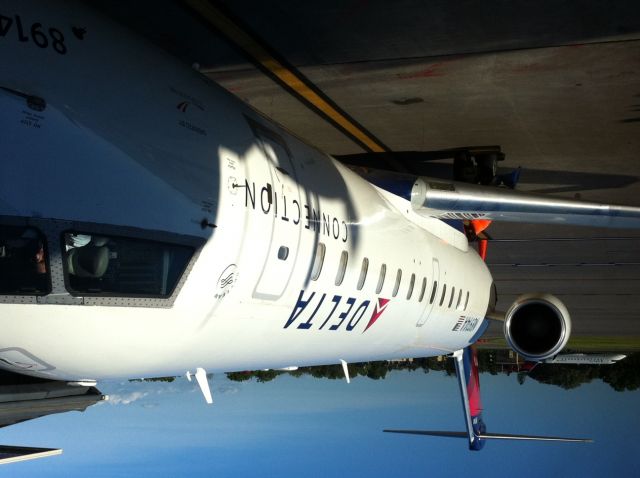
[[0, 304, 189, 379]]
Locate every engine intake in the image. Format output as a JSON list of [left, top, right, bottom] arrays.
[[503, 293, 571, 362]]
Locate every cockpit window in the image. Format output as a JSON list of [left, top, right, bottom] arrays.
[[62, 232, 193, 297], [0, 225, 51, 295]]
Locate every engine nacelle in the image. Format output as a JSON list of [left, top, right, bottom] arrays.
[[503, 293, 571, 362]]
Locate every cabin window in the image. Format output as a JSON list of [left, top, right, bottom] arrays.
[[429, 281, 438, 304], [335, 250, 348, 286], [406, 273, 415, 300], [62, 232, 193, 297], [357, 258, 369, 290], [456, 289, 463, 310], [439, 284, 447, 306], [0, 225, 51, 295], [418, 277, 427, 302], [310, 243, 325, 281], [464, 291, 470, 311], [376, 264, 386, 294], [277, 246, 289, 261], [448, 287, 456, 308], [392, 269, 402, 297]]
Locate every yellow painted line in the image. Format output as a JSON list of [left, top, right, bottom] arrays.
[[183, 0, 387, 153]]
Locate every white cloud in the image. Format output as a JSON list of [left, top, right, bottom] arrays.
[[106, 391, 148, 405], [216, 384, 239, 395]]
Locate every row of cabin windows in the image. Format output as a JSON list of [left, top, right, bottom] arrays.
[[309, 242, 471, 311]]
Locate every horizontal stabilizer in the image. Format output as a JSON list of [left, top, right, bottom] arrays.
[[383, 429, 592, 443], [384, 430, 468, 438], [479, 432, 592, 442]]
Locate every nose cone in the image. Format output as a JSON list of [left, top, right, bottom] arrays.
[[0, 88, 210, 237]]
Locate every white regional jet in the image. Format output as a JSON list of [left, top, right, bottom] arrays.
[[1, 0, 639, 451]]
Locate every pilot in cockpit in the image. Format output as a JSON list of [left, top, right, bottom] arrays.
[[0, 227, 49, 294], [65, 234, 111, 279]]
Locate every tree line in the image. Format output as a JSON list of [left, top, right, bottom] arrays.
[[224, 350, 640, 392]]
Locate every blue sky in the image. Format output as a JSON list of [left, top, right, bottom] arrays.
[[2, 369, 639, 477]]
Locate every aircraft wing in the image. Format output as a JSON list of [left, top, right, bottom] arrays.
[[409, 177, 640, 228]]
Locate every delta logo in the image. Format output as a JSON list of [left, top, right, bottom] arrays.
[[284, 290, 390, 333], [176, 100, 205, 113], [363, 298, 390, 332]]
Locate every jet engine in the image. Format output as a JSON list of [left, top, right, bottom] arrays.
[[503, 293, 571, 362]]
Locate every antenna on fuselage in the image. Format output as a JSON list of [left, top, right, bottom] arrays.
[[340, 359, 351, 384], [186, 368, 213, 404]]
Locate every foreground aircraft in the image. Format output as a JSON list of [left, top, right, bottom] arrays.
[[1, 0, 638, 451], [0, 371, 104, 464]]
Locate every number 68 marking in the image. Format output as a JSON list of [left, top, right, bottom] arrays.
[[28, 23, 67, 54], [0, 14, 67, 55]]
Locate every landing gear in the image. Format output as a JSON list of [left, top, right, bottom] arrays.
[[476, 154, 498, 185], [452, 151, 477, 183], [334, 144, 518, 188], [453, 148, 504, 185]]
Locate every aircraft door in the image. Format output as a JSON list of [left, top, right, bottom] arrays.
[[251, 129, 302, 300], [417, 258, 440, 326]]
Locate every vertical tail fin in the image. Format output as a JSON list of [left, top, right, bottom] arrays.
[[384, 346, 592, 449], [452, 347, 486, 450]]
